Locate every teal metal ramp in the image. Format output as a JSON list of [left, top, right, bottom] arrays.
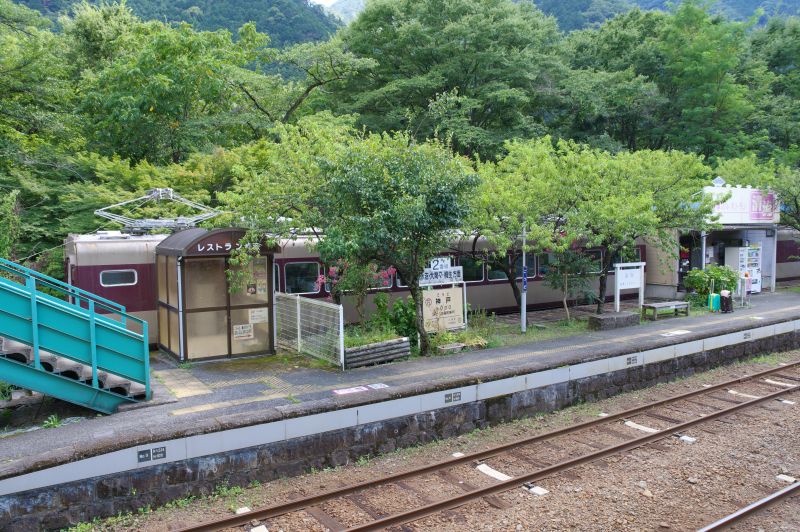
[[0, 258, 150, 414]]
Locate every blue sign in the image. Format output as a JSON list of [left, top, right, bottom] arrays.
[[522, 266, 528, 291]]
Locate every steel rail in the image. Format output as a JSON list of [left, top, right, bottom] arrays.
[[347, 385, 799, 531], [697, 481, 800, 532], [178, 360, 800, 532]]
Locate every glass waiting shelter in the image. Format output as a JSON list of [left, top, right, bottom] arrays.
[[155, 228, 277, 361]]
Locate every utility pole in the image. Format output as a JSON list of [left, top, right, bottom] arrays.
[[521, 221, 527, 333]]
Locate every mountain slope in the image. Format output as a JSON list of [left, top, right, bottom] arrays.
[[328, 0, 364, 23], [17, 0, 341, 46], [324, 0, 800, 30]]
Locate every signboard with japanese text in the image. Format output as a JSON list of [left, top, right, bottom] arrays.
[[617, 267, 642, 290], [422, 286, 465, 332], [429, 257, 452, 270], [419, 266, 463, 286], [233, 323, 254, 340], [705, 186, 780, 225], [182, 229, 279, 257], [613, 262, 645, 313], [249, 308, 269, 324]]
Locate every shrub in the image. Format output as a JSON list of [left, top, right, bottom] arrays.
[[390, 296, 418, 346], [683, 265, 739, 296]]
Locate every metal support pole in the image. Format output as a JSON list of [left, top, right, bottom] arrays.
[[614, 265, 621, 313], [88, 300, 98, 389], [142, 320, 151, 399], [26, 277, 41, 371], [296, 295, 302, 353], [462, 282, 468, 330], [521, 222, 527, 334]]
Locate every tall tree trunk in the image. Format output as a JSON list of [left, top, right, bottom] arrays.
[[596, 269, 609, 315], [409, 282, 431, 355], [496, 256, 521, 307], [563, 272, 570, 321]]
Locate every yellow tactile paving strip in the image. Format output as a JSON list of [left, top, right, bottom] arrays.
[[154, 369, 212, 398], [168, 304, 800, 416]]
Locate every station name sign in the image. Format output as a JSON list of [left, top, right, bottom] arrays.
[[418, 257, 464, 286], [419, 266, 463, 286]]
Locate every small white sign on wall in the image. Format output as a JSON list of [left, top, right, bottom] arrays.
[[614, 262, 646, 313]]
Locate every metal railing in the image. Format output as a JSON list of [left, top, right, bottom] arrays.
[[275, 293, 344, 369]]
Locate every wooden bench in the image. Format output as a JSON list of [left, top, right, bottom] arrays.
[[641, 301, 690, 321]]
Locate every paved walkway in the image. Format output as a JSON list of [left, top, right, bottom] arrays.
[[2, 290, 800, 478]]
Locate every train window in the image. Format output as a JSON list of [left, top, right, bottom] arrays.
[[396, 272, 408, 288], [538, 253, 555, 276], [285, 262, 321, 294], [487, 260, 509, 281], [369, 265, 394, 290], [586, 250, 603, 273], [611, 247, 641, 265], [274, 263, 280, 292], [459, 256, 484, 283], [513, 253, 536, 279], [99, 269, 137, 287]]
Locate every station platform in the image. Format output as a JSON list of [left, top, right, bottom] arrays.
[[2, 290, 800, 484]]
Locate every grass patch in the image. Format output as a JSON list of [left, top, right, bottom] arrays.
[[344, 326, 399, 349], [201, 351, 337, 373], [0, 382, 14, 401], [42, 414, 61, 429], [426, 313, 588, 355]]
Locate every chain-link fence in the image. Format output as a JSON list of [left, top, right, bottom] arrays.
[[274, 293, 344, 369]]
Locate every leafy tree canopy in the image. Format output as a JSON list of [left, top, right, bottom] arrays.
[[328, 0, 563, 159]]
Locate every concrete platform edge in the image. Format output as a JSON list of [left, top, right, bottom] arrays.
[[1, 317, 798, 498]]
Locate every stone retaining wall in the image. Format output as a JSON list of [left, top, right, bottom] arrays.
[[2, 329, 799, 531]]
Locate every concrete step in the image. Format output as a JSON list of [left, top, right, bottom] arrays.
[[0, 336, 142, 400]]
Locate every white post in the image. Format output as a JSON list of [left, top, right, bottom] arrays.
[[177, 259, 185, 361], [521, 221, 527, 333], [771, 225, 778, 292], [614, 264, 621, 313], [462, 281, 468, 330], [295, 294, 302, 352], [639, 264, 645, 308], [338, 304, 345, 370], [700, 231, 707, 270]]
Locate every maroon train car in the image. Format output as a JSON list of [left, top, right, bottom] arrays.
[[65, 231, 168, 343]]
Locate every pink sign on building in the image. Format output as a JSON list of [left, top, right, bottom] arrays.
[[749, 190, 777, 221]]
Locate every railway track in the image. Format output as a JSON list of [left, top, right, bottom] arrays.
[[179, 360, 800, 532], [698, 481, 800, 531]]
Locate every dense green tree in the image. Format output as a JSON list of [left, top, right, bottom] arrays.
[[330, 0, 564, 158], [0, 190, 20, 260], [77, 19, 267, 164], [657, 1, 754, 157], [747, 17, 800, 164], [314, 133, 478, 355], [462, 137, 582, 306], [570, 148, 715, 313]]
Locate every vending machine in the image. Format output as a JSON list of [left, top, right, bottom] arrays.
[[725, 243, 762, 293]]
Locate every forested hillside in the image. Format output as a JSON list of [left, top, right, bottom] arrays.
[[546, 0, 800, 30], [328, 0, 800, 30], [17, 0, 340, 45]]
